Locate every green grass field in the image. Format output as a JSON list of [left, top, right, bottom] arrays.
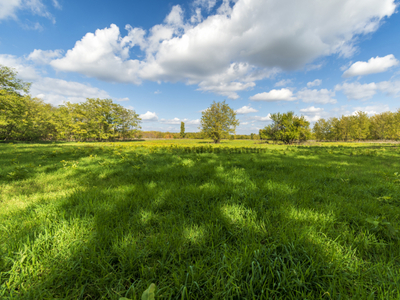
[[1, 140, 400, 299]]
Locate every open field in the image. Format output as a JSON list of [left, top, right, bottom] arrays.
[[1, 140, 400, 299]]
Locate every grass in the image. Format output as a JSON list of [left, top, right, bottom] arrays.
[[0, 140, 400, 299]]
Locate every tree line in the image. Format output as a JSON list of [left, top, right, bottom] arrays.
[[1, 64, 399, 143], [313, 110, 400, 141], [1, 66, 141, 141], [0, 91, 141, 141]]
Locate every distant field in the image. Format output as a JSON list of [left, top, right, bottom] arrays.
[[1, 140, 400, 299]]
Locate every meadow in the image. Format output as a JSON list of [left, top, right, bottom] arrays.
[[0, 139, 399, 299]]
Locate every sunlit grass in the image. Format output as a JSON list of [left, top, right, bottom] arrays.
[[0, 140, 400, 299]]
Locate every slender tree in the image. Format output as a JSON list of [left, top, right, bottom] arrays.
[[180, 121, 185, 138]]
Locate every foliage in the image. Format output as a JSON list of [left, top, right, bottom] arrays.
[[313, 109, 400, 141], [180, 121, 185, 138], [0, 93, 141, 141], [261, 111, 311, 144], [1, 140, 400, 299], [0, 65, 31, 95], [200, 100, 239, 143]]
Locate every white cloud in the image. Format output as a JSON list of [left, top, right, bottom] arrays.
[[342, 54, 399, 77], [335, 82, 377, 100], [31, 78, 111, 105], [139, 111, 159, 122], [307, 79, 322, 87], [0, 54, 40, 81], [0, 0, 55, 22], [154, 90, 161, 94], [274, 79, 292, 87], [305, 63, 323, 72], [194, 0, 217, 11], [190, 8, 202, 24], [297, 88, 337, 104], [300, 106, 324, 113], [52, 0, 61, 9], [117, 97, 129, 102], [0, 54, 115, 106], [28, 49, 63, 64], [187, 119, 200, 125], [235, 105, 258, 114], [47, 0, 396, 98], [377, 80, 400, 97], [250, 114, 272, 122], [51, 24, 144, 84], [250, 88, 296, 101], [351, 104, 390, 116], [159, 117, 200, 125], [299, 106, 324, 122], [21, 21, 43, 31]]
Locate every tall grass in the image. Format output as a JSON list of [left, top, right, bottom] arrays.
[[1, 141, 399, 299]]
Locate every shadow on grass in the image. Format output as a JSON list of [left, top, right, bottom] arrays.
[[1, 146, 400, 299]]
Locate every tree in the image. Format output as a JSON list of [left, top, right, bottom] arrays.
[[180, 121, 185, 138], [350, 111, 370, 141], [262, 111, 311, 144], [0, 65, 31, 95], [200, 100, 239, 143]]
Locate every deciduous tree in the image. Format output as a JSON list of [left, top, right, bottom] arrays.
[[200, 101, 239, 143]]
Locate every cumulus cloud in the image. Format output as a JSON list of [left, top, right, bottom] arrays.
[[307, 79, 322, 87], [117, 97, 129, 102], [194, 0, 217, 11], [28, 49, 63, 64], [342, 54, 399, 77], [250, 88, 296, 101], [0, 54, 40, 81], [235, 105, 258, 114], [300, 106, 324, 113], [335, 82, 377, 100], [377, 80, 400, 97], [299, 106, 324, 122], [336, 80, 400, 100], [0, 54, 112, 105], [351, 104, 390, 116], [47, 0, 396, 98], [250, 114, 272, 122], [139, 111, 159, 122], [297, 88, 337, 104], [31, 78, 111, 105]]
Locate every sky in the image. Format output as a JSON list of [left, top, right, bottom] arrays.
[[0, 0, 400, 134]]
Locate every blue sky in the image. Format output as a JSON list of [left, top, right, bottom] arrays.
[[1, 0, 399, 134]]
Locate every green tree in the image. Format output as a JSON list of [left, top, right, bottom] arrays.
[[0, 65, 31, 95], [180, 121, 185, 138], [200, 100, 239, 143], [262, 111, 311, 144], [350, 111, 370, 141], [313, 118, 334, 141]]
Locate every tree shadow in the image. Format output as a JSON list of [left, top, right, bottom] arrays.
[[1, 145, 400, 299]]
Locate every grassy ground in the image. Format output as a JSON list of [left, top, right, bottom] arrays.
[[1, 140, 400, 299]]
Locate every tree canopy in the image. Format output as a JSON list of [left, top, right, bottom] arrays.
[[0, 65, 31, 95], [200, 100, 239, 143], [261, 112, 311, 144]]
